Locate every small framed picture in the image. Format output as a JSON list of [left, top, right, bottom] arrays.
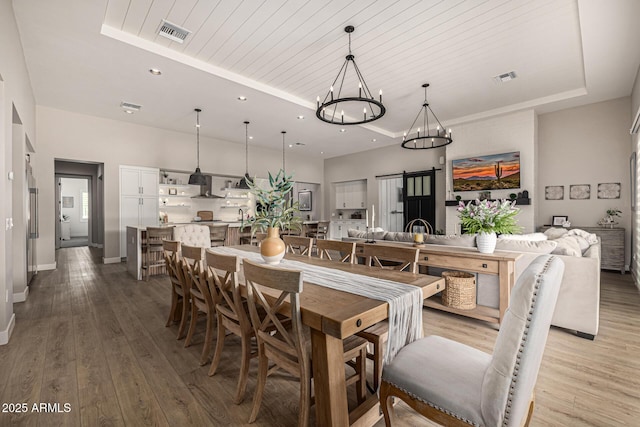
[[552, 215, 569, 226], [168, 188, 177, 195]]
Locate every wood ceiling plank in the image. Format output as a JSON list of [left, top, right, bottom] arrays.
[[121, 0, 154, 35], [104, 0, 132, 29]]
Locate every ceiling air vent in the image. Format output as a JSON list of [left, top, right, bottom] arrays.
[[493, 71, 517, 83], [157, 20, 191, 44], [120, 101, 141, 111]]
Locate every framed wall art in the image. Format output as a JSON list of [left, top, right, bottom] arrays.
[[298, 191, 312, 211], [545, 185, 564, 200], [569, 184, 590, 200], [597, 182, 621, 199], [552, 215, 569, 226]]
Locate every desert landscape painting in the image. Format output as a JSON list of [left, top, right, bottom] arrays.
[[452, 151, 521, 191]]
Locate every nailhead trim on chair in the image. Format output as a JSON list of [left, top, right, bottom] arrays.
[[384, 380, 481, 427], [501, 256, 555, 426]]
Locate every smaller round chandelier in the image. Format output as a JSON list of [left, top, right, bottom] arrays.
[[401, 83, 452, 150], [316, 25, 385, 125]]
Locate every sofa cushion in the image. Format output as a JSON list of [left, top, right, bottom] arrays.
[[426, 234, 477, 247], [551, 235, 582, 257], [384, 231, 414, 242], [498, 232, 547, 242], [495, 239, 557, 254], [543, 227, 568, 239]]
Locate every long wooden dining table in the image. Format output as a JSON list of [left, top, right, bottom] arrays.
[[221, 245, 445, 426]]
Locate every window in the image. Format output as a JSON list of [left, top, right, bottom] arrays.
[[82, 191, 89, 220]]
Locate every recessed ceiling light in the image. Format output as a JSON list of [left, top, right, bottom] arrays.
[[371, 138, 377, 142], [237, 96, 247, 101], [149, 68, 162, 75], [297, 115, 304, 120], [288, 144, 293, 148], [249, 136, 253, 140], [124, 110, 134, 114], [320, 151, 324, 154], [340, 129, 346, 133]]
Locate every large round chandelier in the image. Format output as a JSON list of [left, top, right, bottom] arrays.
[[316, 25, 385, 125], [401, 84, 452, 150]]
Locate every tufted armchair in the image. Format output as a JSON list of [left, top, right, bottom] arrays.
[[173, 224, 212, 248], [380, 255, 564, 427]]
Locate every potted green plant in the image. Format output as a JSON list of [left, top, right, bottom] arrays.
[[246, 169, 302, 264], [457, 199, 521, 253]]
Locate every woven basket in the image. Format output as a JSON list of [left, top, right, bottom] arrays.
[[441, 271, 476, 310]]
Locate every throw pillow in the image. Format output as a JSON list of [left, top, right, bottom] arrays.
[[498, 232, 547, 242], [551, 235, 583, 257], [543, 227, 568, 239], [567, 228, 598, 245], [495, 239, 557, 254], [384, 231, 414, 242], [347, 229, 368, 239]]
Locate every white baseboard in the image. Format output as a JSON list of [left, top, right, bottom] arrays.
[[103, 257, 122, 264], [38, 263, 57, 271], [0, 313, 16, 345], [13, 286, 29, 303]]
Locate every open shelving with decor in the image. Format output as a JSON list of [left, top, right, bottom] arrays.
[[445, 198, 530, 206]]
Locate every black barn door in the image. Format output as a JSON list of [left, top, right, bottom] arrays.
[[403, 169, 436, 230]]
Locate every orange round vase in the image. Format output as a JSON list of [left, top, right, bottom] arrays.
[[260, 227, 285, 265]]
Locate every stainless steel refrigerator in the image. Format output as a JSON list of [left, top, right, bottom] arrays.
[[26, 158, 38, 284]]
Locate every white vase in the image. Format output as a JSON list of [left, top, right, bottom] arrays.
[[476, 231, 497, 254]]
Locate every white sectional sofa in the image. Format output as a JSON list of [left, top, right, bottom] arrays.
[[344, 228, 601, 339]]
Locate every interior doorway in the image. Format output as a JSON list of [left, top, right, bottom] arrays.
[[57, 176, 90, 248], [378, 176, 404, 232]]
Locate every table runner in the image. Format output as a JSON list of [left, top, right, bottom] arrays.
[[210, 246, 423, 364]]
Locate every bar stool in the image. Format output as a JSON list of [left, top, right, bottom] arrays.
[[209, 224, 229, 247], [143, 227, 173, 280]]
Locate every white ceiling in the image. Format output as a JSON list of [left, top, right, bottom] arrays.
[[12, 0, 640, 158]]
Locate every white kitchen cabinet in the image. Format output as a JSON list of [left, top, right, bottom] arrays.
[[120, 165, 159, 257], [335, 180, 366, 209], [329, 220, 367, 239]]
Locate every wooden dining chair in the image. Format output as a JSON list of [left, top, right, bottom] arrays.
[[362, 243, 420, 274], [380, 255, 564, 427], [310, 221, 329, 240], [178, 244, 205, 341], [243, 259, 368, 426], [316, 239, 356, 264], [209, 224, 229, 247], [205, 250, 256, 404], [163, 240, 185, 333], [143, 226, 173, 280], [358, 244, 421, 392], [283, 235, 313, 257]]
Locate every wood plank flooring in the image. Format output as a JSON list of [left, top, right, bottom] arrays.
[[0, 247, 639, 426]]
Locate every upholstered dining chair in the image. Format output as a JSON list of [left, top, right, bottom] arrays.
[[173, 224, 212, 248], [183, 244, 217, 365], [178, 244, 205, 341], [163, 240, 186, 334], [380, 255, 564, 427], [205, 250, 256, 404], [357, 244, 421, 392], [242, 259, 368, 426], [143, 226, 173, 280], [315, 239, 356, 264], [283, 235, 313, 257]]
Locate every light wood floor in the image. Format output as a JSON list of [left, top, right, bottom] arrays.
[[1, 247, 639, 426]]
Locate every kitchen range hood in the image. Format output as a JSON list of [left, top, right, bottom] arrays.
[[192, 175, 224, 198]]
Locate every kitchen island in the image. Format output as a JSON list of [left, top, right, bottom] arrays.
[[126, 221, 243, 280]]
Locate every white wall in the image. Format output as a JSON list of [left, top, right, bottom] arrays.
[[324, 143, 445, 231], [445, 110, 538, 234], [60, 177, 88, 237], [33, 106, 324, 264], [0, 0, 37, 344], [537, 97, 633, 268]]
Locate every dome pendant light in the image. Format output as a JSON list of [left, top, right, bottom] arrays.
[[188, 108, 207, 185], [238, 121, 253, 189]]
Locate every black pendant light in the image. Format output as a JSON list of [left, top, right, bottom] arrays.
[[401, 84, 452, 150], [316, 25, 385, 125], [281, 130, 286, 173], [188, 108, 207, 185], [238, 121, 253, 189]]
